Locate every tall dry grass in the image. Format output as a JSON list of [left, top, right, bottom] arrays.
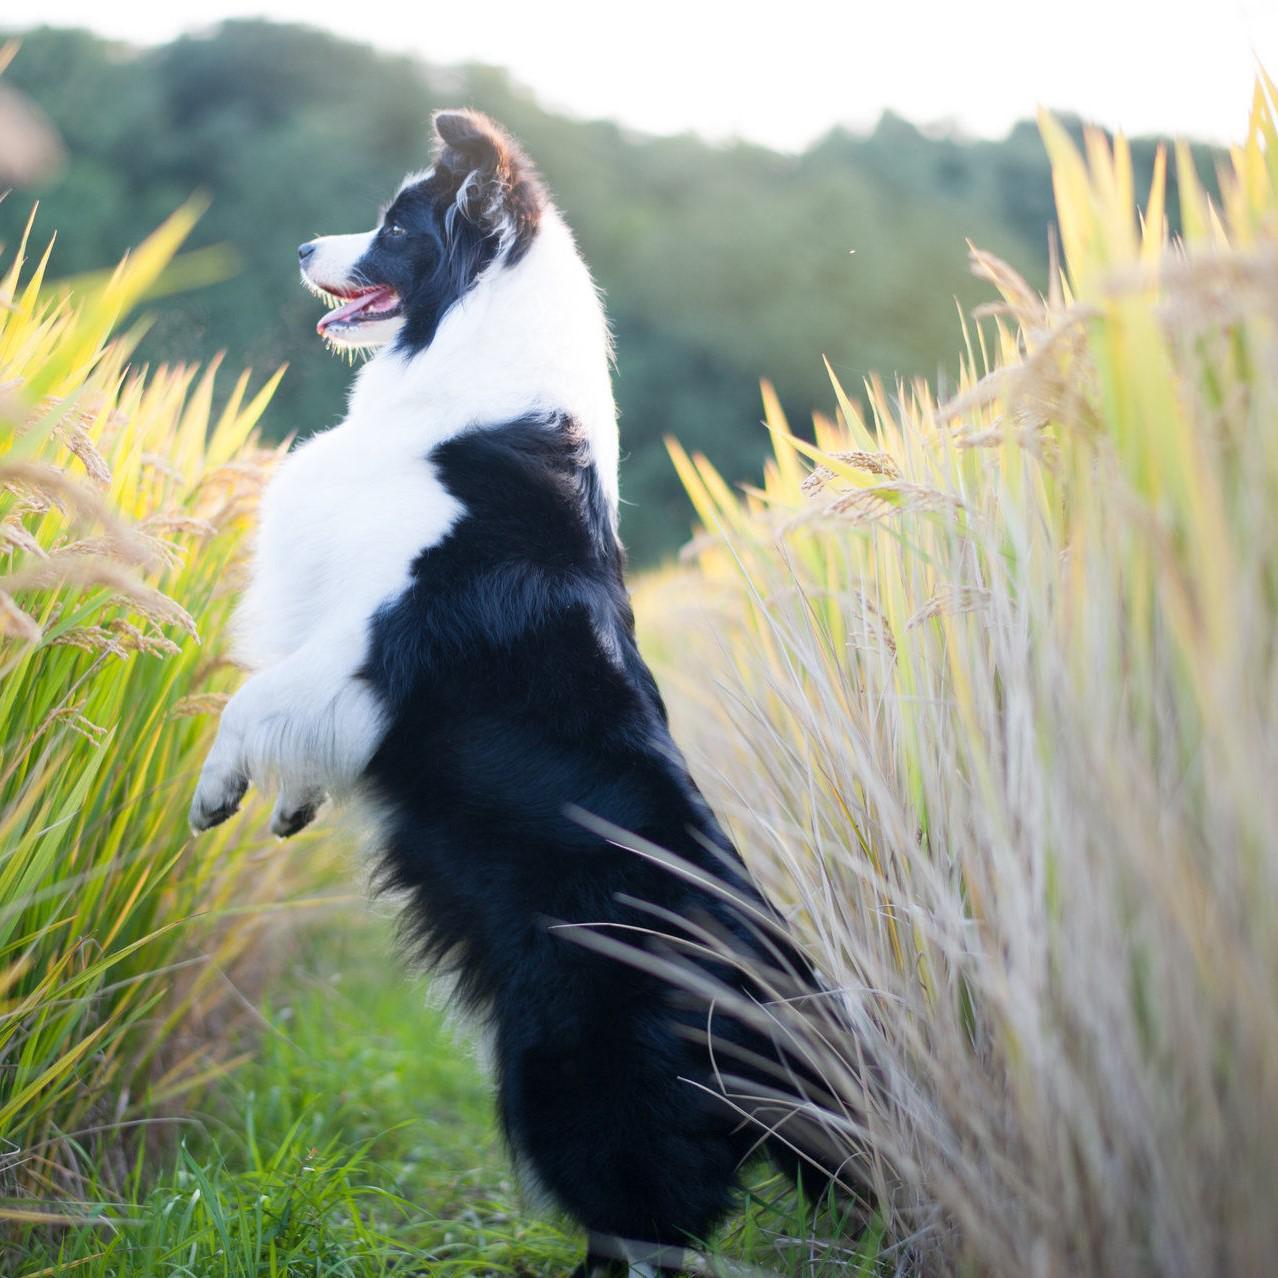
[[637, 77, 1278, 1276], [0, 203, 334, 1215]]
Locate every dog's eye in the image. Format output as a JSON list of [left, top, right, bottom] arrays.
[[384, 222, 406, 238]]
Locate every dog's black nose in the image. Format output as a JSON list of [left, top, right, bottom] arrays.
[[298, 241, 316, 263]]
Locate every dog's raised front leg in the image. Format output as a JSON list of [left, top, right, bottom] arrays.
[[189, 628, 385, 835], [269, 785, 329, 839]]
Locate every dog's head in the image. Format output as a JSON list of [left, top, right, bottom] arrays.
[[299, 109, 545, 353]]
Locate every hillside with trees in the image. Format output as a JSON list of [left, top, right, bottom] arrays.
[[1, 21, 1216, 561]]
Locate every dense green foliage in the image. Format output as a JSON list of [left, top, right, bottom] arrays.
[[0, 21, 1202, 562]]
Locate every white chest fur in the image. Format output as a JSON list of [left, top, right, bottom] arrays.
[[235, 421, 462, 672], [186, 418, 461, 837]]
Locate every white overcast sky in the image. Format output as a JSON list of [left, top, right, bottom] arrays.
[[13, 0, 1278, 150]]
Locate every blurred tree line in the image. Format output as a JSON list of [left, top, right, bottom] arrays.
[[0, 22, 1217, 562]]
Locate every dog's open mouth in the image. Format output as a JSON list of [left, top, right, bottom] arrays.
[[313, 284, 402, 336]]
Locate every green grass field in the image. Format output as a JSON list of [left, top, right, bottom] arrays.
[[12, 912, 869, 1278], [11, 911, 579, 1277]]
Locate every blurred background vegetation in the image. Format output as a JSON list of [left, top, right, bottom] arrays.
[[0, 20, 1219, 563]]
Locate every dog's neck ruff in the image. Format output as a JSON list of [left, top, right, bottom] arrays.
[[344, 208, 619, 518]]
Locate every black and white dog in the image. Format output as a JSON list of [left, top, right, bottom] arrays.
[[191, 110, 833, 1275]]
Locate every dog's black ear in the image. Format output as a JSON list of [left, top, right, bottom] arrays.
[[434, 109, 506, 174], [432, 109, 543, 251]]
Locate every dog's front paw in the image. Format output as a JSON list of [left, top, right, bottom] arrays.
[[270, 787, 327, 839], [189, 764, 249, 834]]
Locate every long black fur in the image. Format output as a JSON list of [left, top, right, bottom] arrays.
[[360, 414, 828, 1257]]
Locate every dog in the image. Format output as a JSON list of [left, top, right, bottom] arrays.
[[190, 109, 841, 1275]]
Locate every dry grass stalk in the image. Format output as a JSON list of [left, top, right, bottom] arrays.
[[641, 84, 1278, 1277], [0, 201, 343, 1217]]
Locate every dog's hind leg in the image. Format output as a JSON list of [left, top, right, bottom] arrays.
[[572, 1231, 693, 1276], [497, 994, 747, 1276]]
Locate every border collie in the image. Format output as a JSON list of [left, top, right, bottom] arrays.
[[191, 110, 832, 1275]]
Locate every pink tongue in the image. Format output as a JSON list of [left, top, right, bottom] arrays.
[[318, 287, 395, 332]]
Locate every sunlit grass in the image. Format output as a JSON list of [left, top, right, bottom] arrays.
[[0, 202, 344, 1228], [9, 919, 564, 1277], [639, 72, 1278, 1278]]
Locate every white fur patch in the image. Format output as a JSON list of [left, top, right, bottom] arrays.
[[395, 166, 435, 196], [300, 230, 405, 351], [303, 229, 375, 288]]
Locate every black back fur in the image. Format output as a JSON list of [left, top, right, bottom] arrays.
[[361, 414, 827, 1254]]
